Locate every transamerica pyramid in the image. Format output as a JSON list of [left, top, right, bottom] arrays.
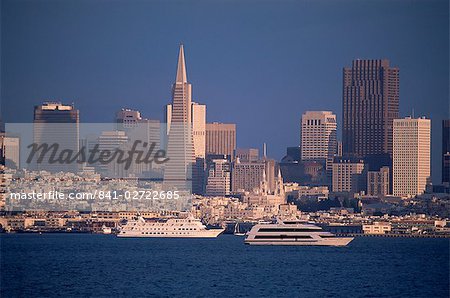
[[163, 45, 195, 192]]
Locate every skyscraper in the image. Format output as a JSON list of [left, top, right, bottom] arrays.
[[442, 120, 450, 184], [206, 122, 236, 157], [300, 111, 337, 173], [163, 45, 195, 190], [343, 59, 399, 158], [191, 103, 206, 158], [33, 102, 79, 172], [393, 117, 431, 197]]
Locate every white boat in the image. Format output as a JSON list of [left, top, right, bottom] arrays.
[[234, 222, 246, 236], [244, 219, 353, 246], [117, 216, 224, 238]]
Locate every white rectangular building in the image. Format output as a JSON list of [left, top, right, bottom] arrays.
[[301, 111, 337, 173], [393, 117, 431, 197], [191, 102, 206, 158]]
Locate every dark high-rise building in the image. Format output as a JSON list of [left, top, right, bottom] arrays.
[[443, 120, 450, 184], [343, 59, 399, 159], [33, 102, 79, 172]]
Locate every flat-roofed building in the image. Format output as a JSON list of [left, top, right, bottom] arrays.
[[393, 117, 431, 197], [206, 122, 236, 157]]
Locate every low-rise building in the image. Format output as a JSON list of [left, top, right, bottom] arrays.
[[362, 222, 392, 234]]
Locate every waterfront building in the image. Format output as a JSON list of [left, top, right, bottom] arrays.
[[393, 117, 431, 197], [300, 111, 337, 174], [206, 122, 236, 157], [343, 59, 399, 158], [332, 158, 366, 194], [33, 102, 79, 173], [362, 222, 392, 234]]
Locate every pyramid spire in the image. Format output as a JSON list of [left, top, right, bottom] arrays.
[[175, 44, 187, 83]]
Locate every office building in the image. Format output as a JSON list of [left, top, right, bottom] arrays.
[[33, 102, 79, 172], [205, 157, 231, 196], [166, 102, 206, 159], [332, 158, 366, 194], [1, 136, 20, 169], [232, 160, 265, 193], [367, 166, 390, 197], [206, 122, 236, 157], [393, 117, 431, 197], [235, 148, 259, 162], [343, 59, 399, 158], [116, 108, 161, 173], [97, 131, 128, 176], [191, 103, 206, 158], [337, 141, 343, 158], [163, 45, 195, 190], [300, 111, 337, 173]]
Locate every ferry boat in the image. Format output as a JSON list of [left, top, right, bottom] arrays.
[[244, 219, 353, 246], [117, 216, 224, 238]]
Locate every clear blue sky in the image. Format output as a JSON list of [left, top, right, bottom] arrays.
[[1, 0, 449, 182]]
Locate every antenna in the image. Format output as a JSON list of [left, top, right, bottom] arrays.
[[263, 143, 267, 159]]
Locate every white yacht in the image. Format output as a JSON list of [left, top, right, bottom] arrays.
[[118, 216, 224, 238], [244, 219, 353, 246]]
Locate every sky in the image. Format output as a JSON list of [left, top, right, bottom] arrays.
[[1, 0, 449, 182]]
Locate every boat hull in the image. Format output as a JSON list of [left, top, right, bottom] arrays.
[[245, 237, 354, 246], [117, 229, 224, 238]]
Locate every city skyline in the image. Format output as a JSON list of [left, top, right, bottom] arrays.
[[1, 2, 449, 297], [1, 0, 449, 183]]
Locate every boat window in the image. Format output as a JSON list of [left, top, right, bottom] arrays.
[[254, 235, 313, 239], [258, 228, 321, 233]]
